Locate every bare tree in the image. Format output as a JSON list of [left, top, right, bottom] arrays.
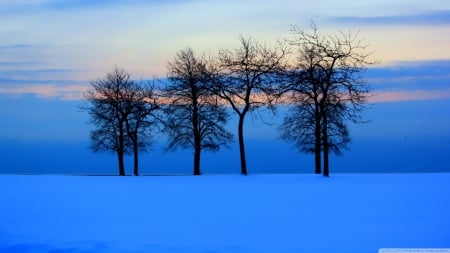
[[123, 82, 159, 176], [211, 36, 287, 175], [163, 48, 233, 175], [83, 67, 158, 176], [280, 64, 323, 174], [281, 22, 374, 176], [279, 102, 322, 173], [279, 102, 350, 172]]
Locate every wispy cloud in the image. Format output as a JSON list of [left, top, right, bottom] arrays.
[[0, 69, 87, 100], [0, 84, 88, 100], [1, 59, 449, 103], [38, 0, 157, 10], [0, 61, 38, 66], [372, 89, 450, 103], [367, 60, 450, 102], [0, 44, 34, 50], [0, 0, 180, 14], [331, 10, 450, 26], [0, 69, 88, 96], [366, 59, 450, 91], [0, 68, 79, 79]]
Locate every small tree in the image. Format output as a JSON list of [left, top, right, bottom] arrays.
[[123, 82, 159, 176], [212, 36, 287, 175], [281, 23, 374, 176], [83, 67, 158, 176], [163, 48, 233, 175]]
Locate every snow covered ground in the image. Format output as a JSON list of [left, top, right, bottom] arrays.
[[0, 173, 449, 253]]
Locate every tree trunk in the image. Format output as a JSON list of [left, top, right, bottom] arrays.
[[192, 86, 201, 176], [118, 125, 126, 176], [118, 150, 125, 176], [193, 146, 201, 175], [133, 142, 139, 176], [322, 116, 329, 177], [314, 144, 321, 174], [314, 107, 322, 174], [238, 115, 247, 175]]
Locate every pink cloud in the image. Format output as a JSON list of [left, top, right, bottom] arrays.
[[371, 89, 450, 103]]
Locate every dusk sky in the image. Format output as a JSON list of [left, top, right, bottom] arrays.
[[1, 0, 450, 174]]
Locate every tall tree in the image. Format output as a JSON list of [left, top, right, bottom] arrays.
[[280, 62, 324, 174], [123, 82, 159, 176], [163, 48, 233, 175], [83, 67, 158, 176], [212, 37, 287, 175], [281, 23, 374, 176]]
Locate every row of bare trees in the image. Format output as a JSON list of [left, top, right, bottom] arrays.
[[82, 23, 374, 176]]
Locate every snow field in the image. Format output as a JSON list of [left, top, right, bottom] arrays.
[[0, 173, 449, 253]]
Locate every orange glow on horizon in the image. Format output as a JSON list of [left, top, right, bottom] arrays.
[[1, 84, 450, 104]]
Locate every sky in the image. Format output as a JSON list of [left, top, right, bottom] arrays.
[[0, 0, 450, 174]]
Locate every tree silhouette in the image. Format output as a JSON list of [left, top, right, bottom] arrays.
[[83, 67, 158, 176], [281, 22, 374, 176], [279, 102, 350, 172], [211, 37, 287, 175], [163, 48, 233, 175], [123, 82, 159, 176]]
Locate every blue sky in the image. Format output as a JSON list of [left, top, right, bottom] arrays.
[[1, 0, 450, 174]]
